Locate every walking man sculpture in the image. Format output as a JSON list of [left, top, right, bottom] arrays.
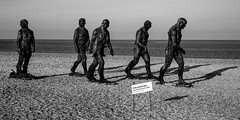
[[87, 19, 114, 83], [125, 20, 155, 79], [70, 18, 90, 76], [16, 19, 35, 78], [156, 17, 192, 87]]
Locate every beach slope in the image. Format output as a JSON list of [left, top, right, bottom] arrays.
[[0, 52, 240, 119]]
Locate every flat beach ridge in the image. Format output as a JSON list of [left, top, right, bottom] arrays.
[[0, 52, 240, 119]]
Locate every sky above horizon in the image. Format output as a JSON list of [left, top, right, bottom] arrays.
[[0, 0, 240, 40]]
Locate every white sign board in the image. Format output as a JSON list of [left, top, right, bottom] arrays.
[[132, 82, 153, 94]]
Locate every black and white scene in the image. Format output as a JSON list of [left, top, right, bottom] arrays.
[[0, 0, 240, 119]]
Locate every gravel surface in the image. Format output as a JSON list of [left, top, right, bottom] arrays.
[[0, 52, 240, 120]]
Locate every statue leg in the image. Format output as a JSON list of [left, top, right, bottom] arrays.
[[101, 47, 106, 57], [71, 53, 82, 73], [125, 55, 140, 79], [175, 53, 184, 82], [98, 55, 106, 83], [174, 53, 192, 87], [22, 53, 31, 75], [125, 47, 140, 78], [16, 54, 24, 78], [157, 53, 173, 84], [86, 55, 98, 81], [82, 53, 87, 75], [142, 50, 155, 79]]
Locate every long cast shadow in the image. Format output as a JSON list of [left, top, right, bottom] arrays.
[[105, 62, 163, 74], [188, 66, 238, 84], [104, 65, 126, 70], [167, 66, 238, 84], [105, 62, 162, 81], [105, 74, 151, 82], [164, 95, 189, 101], [133, 64, 211, 79], [172, 64, 211, 74], [109, 64, 211, 82], [132, 62, 163, 71], [34, 73, 70, 80]]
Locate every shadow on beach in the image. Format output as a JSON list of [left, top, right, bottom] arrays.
[[188, 66, 238, 84], [104, 65, 126, 70], [105, 62, 162, 81], [167, 66, 238, 84], [105, 62, 163, 73], [108, 64, 211, 82], [33, 73, 70, 80], [166, 64, 211, 75], [164, 95, 189, 101]]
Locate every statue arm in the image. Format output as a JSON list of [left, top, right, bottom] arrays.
[[31, 31, 35, 52], [73, 29, 80, 52], [88, 30, 97, 53], [136, 30, 145, 48], [170, 30, 185, 54], [170, 30, 179, 48], [106, 31, 114, 56], [16, 30, 22, 54], [86, 30, 90, 50], [17, 30, 22, 49], [135, 30, 146, 51]]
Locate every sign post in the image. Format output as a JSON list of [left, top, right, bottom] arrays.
[[131, 81, 153, 119], [132, 81, 153, 94]]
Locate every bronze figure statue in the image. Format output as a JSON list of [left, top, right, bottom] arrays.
[[86, 19, 114, 84], [156, 17, 192, 87], [15, 19, 35, 78], [70, 18, 90, 76], [125, 20, 155, 79]]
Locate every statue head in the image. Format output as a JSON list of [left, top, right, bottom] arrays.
[[101, 19, 110, 30], [177, 17, 187, 29], [144, 20, 152, 31], [20, 19, 28, 29], [79, 18, 86, 27]]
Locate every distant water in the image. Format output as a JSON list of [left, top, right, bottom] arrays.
[[1, 39, 240, 59]]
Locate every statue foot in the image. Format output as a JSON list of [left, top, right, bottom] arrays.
[[146, 74, 157, 79], [100, 79, 117, 85], [125, 68, 135, 79], [69, 71, 86, 77], [176, 81, 193, 88], [69, 71, 77, 76], [86, 75, 98, 82], [9, 70, 22, 79], [155, 78, 165, 85], [126, 74, 135, 79], [22, 73, 33, 80]]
